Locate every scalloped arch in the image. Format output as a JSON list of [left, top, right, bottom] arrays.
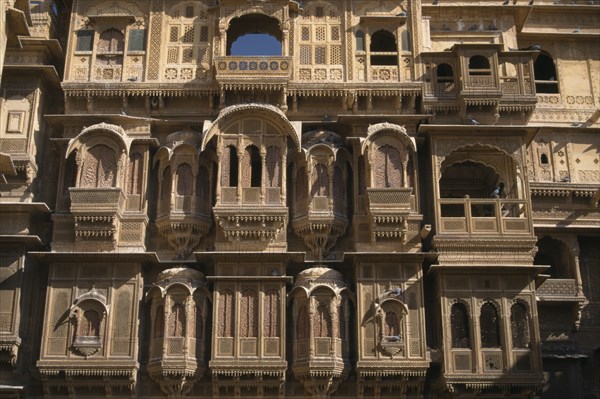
[[202, 104, 301, 151], [66, 123, 130, 159], [362, 123, 416, 154]]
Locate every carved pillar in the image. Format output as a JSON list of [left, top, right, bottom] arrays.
[[236, 146, 243, 203], [281, 149, 287, 204], [327, 161, 334, 208], [261, 145, 267, 204]]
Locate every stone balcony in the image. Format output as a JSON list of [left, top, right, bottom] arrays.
[[433, 198, 537, 265], [69, 187, 125, 247], [213, 56, 292, 86]]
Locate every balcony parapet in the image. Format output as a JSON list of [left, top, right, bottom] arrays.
[[214, 56, 292, 86], [437, 198, 533, 237], [537, 279, 585, 302]]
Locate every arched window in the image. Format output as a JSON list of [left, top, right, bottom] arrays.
[[451, 302, 471, 348], [265, 146, 281, 188], [311, 163, 330, 196], [370, 30, 397, 66], [242, 145, 262, 188], [534, 52, 559, 93], [176, 163, 193, 196], [98, 29, 125, 53], [218, 289, 234, 337], [375, 144, 403, 188], [313, 301, 332, 338], [221, 146, 238, 187], [96, 29, 124, 69], [437, 63, 454, 93], [480, 302, 501, 348], [468, 55, 491, 76], [510, 302, 530, 348], [227, 14, 282, 56], [384, 311, 400, 337], [356, 30, 365, 52], [263, 289, 280, 338], [154, 306, 164, 339], [240, 289, 258, 338], [78, 310, 100, 337], [81, 145, 117, 188], [168, 304, 186, 337], [540, 153, 549, 165]]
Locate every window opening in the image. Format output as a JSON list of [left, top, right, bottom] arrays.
[[401, 30, 411, 52], [314, 301, 332, 338], [176, 163, 193, 196], [78, 310, 100, 337], [128, 29, 146, 52], [510, 303, 530, 348], [224, 146, 238, 187], [227, 14, 282, 55], [480, 302, 501, 348], [168, 304, 186, 337], [76, 30, 94, 52], [534, 52, 559, 93], [468, 55, 491, 75], [356, 30, 365, 52], [540, 153, 549, 165], [451, 302, 471, 348], [370, 30, 397, 66], [240, 289, 258, 338]]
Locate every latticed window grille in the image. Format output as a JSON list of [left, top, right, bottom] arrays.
[[168, 304, 186, 337], [510, 302, 530, 348], [240, 289, 258, 338], [313, 301, 332, 338], [165, 3, 210, 69], [480, 302, 501, 348], [298, 2, 342, 67], [451, 302, 471, 348], [218, 289, 234, 337], [263, 289, 280, 338]]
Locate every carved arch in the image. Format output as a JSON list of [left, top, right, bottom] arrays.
[[202, 104, 301, 152]]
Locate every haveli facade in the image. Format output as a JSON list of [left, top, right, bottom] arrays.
[[0, 0, 599, 398]]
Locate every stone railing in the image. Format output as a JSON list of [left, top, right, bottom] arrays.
[[438, 198, 532, 236]]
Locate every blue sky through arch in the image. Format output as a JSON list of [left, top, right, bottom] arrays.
[[230, 33, 282, 56]]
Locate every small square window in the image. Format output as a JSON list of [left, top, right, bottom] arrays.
[[128, 29, 146, 52], [76, 30, 94, 52]]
